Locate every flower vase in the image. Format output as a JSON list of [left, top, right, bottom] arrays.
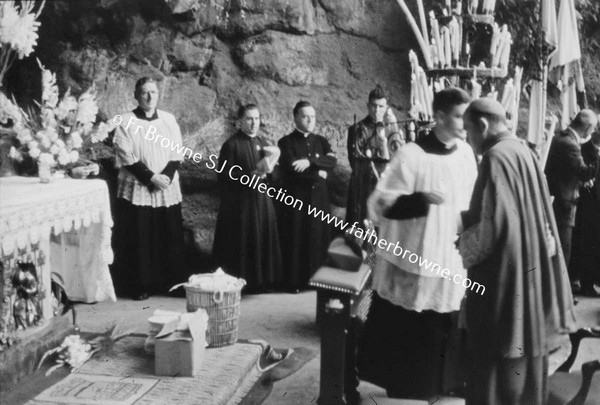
[[38, 161, 53, 183]]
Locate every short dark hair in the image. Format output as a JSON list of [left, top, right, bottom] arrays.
[[237, 103, 259, 119], [293, 101, 312, 117], [368, 85, 386, 103], [432, 87, 471, 114], [134, 77, 158, 95]]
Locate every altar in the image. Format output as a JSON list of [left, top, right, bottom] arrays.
[[0, 176, 116, 384]]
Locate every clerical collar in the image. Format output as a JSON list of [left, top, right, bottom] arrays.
[[294, 128, 311, 137], [417, 131, 458, 155], [133, 107, 158, 121]]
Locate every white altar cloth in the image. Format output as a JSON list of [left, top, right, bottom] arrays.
[[0, 176, 116, 303]]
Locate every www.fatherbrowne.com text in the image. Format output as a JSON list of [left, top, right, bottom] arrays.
[[113, 114, 485, 295]]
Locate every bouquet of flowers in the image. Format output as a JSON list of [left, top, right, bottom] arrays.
[[0, 1, 45, 85], [3, 60, 115, 176]]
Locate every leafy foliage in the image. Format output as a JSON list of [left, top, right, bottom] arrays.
[[495, 0, 541, 79], [496, 0, 600, 106]]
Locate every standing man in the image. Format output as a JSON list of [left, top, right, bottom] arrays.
[[113, 77, 185, 300], [571, 127, 600, 296], [346, 85, 390, 228], [213, 104, 282, 293], [459, 98, 576, 404], [545, 110, 598, 283], [358, 88, 477, 399], [277, 101, 337, 292]]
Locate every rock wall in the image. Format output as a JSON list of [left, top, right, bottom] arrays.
[[12, 0, 419, 254]]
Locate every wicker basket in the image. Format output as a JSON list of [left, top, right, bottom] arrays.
[[185, 285, 242, 347]]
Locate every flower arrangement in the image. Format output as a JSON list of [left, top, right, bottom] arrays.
[[0, 1, 45, 85], [38, 323, 147, 376], [3, 60, 115, 174]]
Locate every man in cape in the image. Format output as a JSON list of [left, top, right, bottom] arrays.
[[458, 98, 576, 404]]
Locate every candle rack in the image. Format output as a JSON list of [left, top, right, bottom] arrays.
[[407, 0, 520, 135]]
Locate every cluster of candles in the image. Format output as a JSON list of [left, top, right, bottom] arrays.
[[410, 47, 523, 128], [416, 0, 508, 70], [429, 11, 461, 69], [409, 50, 435, 121], [467, 0, 498, 15], [490, 23, 513, 70]]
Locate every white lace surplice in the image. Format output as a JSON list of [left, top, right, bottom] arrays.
[[114, 109, 183, 208], [368, 140, 478, 313]]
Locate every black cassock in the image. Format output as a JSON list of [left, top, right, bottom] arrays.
[[212, 131, 282, 292], [277, 130, 337, 290]]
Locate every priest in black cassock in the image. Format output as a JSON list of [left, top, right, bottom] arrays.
[[458, 99, 576, 405], [277, 101, 337, 292], [212, 104, 282, 293]]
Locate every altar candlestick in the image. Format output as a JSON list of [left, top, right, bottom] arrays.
[[430, 12, 444, 68], [442, 26, 452, 68]]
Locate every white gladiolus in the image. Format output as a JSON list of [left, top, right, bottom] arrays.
[[46, 127, 59, 142], [39, 153, 55, 165], [69, 150, 79, 163], [0, 3, 42, 60], [39, 136, 51, 149], [39, 61, 60, 108], [58, 152, 71, 166], [70, 131, 82, 145], [76, 88, 98, 127], [0, 91, 22, 124], [29, 147, 41, 158], [16, 127, 33, 144], [91, 122, 113, 143], [55, 93, 77, 121]]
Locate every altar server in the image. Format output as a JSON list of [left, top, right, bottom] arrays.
[[212, 104, 282, 292], [358, 88, 477, 399], [277, 101, 337, 292], [113, 77, 185, 300]]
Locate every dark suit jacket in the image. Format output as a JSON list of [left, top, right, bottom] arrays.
[[580, 141, 600, 200], [545, 129, 599, 226]]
